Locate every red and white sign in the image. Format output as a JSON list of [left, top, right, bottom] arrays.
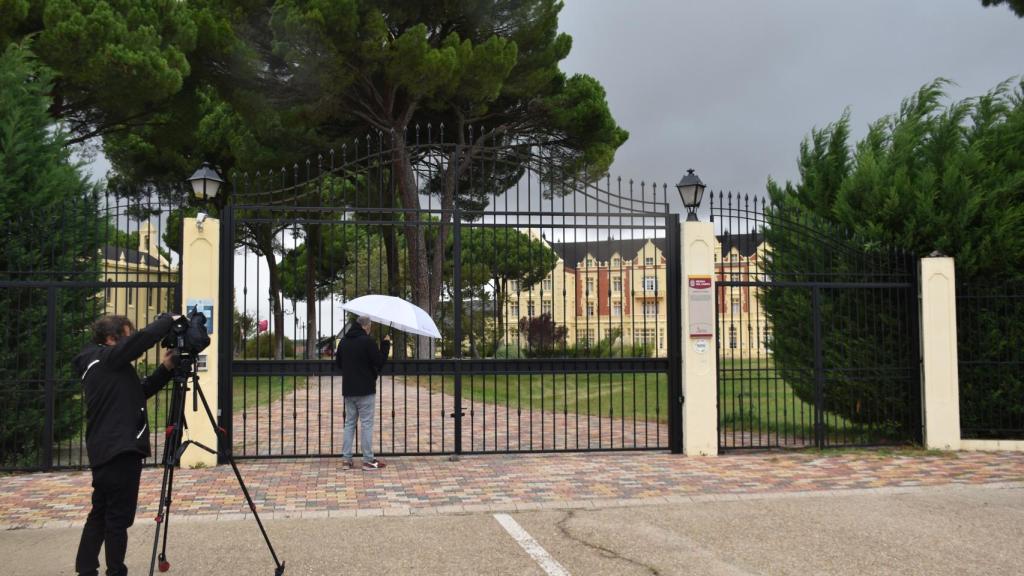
[[688, 276, 714, 338]]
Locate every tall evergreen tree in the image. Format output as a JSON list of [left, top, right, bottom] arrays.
[[0, 43, 102, 466], [268, 0, 628, 337], [764, 78, 1024, 429]]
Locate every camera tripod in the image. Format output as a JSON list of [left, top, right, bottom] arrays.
[[149, 353, 285, 575]]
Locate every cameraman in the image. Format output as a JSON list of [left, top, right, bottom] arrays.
[[72, 313, 178, 576]]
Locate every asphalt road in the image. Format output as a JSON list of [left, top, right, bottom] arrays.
[[2, 485, 1021, 575]]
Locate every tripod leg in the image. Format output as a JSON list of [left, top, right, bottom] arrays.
[[192, 378, 286, 575], [150, 377, 189, 576], [157, 461, 176, 572], [148, 452, 174, 576]]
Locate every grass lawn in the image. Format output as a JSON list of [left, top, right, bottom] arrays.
[[420, 372, 671, 423], [718, 358, 902, 444], [408, 358, 891, 445]]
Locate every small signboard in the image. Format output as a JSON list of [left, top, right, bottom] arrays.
[[186, 298, 214, 334], [688, 276, 713, 338]]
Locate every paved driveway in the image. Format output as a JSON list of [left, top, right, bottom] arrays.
[[1, 484, 1021, 575]]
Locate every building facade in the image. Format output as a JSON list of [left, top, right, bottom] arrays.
[[504, 231, 768, 357], [100, 222, 178, 365]]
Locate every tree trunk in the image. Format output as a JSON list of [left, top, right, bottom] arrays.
[[253, 226, 285, 360], [304, 224, 320, 358], [266, 254, 285, 360], [381, 222, 407, 359], [391, 132, 433, 358]]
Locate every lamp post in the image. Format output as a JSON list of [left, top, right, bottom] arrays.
[[187, 162, 224, 232], [676, 169, 706, 222], [187, 162, 224, 202]]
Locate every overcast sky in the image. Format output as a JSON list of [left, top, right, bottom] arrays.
[[557, 0, 1024, 209]]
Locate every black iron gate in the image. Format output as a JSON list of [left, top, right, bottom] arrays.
[[1, 192, 182, 471], [712, 193, 921, 450], [221, 134, 683, 458]]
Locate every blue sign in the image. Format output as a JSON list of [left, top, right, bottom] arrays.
[[186, 299, 214, 334]]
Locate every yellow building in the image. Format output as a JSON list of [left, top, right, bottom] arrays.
[[715, 233, 769, 357], [100, 222, 178, 365], [505, 231, 768, 357]]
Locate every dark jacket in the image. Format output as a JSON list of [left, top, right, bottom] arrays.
[[72, 316, 175, 468], [335, 324, 390, 396]]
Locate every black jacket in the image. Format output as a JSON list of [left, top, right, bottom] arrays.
[[72, 316, 175, 468], [335, 324, 390, 396]]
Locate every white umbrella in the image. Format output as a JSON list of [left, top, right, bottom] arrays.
[[340, 295, 442, 339]]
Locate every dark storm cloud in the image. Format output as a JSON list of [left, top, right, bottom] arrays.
[[557, 0, 1024, 212]]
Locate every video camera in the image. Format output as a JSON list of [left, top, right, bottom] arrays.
[[160, 308, 211, 355]]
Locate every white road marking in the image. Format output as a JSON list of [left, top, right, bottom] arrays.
[[493, 513, 571, 576]]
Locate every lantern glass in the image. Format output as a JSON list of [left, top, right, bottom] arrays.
[[187, 163, 224, 201]]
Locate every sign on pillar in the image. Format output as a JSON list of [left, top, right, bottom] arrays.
[[180, 217, 220, 468], [681, 223, 718, 456]]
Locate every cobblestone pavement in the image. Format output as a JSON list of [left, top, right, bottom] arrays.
[[230, 375, 669, 457], [1, 450, 1021, 529]]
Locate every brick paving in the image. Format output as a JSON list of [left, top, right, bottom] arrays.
[[231, 375, 669, 457], [1, 450, 1021, 529]]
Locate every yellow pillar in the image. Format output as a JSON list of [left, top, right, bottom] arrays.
[[681, 221, 718, 456], [919, 257, 961, 450], [180, 216, 220, 468]]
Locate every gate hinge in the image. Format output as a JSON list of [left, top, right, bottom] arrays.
[[679, 395, 685, 404]]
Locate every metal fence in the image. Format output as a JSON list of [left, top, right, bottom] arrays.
[[1, 191, 183, 471], [712, 193, 921, 450], [957, 280, 1024, 440], [223, 132, 682, 458]]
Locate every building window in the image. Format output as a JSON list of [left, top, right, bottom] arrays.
[[643, 276, 657, 292], [729, 325, 737, 349], [587, 303, 594, 317], [731, 298, 741, 316], [511, 303, 520, 318], [542, 300, 552, 316], [659, 329, 665, 350], [643, 301, 659, 316], [644, 257, 654, 266], [612, 303, 622, 317], [763, 326, 772, 348], [508, 280, 518, 293], [527, 300, 535, 317], [633, 328, 656, 344], [542, 278, 553, 292], [127, 288, 134, 306], [104, 283, 111, 300], [613, 276, 622, 293], [612, 258, 620, 267], [587, 258, 595, 267], [748, 324, 753, 349], [148, 288, 156, 308], [586, 278, 594, 295]]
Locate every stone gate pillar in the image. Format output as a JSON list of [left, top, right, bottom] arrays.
[[179, 216, 221, 468], [680, 221, 718, 456], [919, 257, 961, 450]]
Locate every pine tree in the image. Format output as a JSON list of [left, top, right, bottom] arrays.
[[0, 43, 103, 467], [764, 78, 1024, 430]]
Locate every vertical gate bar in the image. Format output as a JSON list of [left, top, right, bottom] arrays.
[[908, 256, 923, 445], [218, 201, 235, 463], [667, 214, 683, 453], [812, 286, 825, 449], [453, 209, 463, 455], [43, 286, 57, 470]]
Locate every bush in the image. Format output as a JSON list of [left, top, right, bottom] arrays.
[[242, 333, 296, 359]]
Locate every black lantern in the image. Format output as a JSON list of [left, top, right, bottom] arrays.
[[187, 162, 224, 202], [675, 169, 706, 222]]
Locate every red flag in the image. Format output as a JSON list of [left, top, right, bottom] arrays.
[[258, 319, 269, 333]]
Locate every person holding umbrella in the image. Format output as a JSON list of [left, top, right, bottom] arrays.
[[335, 315, 391, 470]]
